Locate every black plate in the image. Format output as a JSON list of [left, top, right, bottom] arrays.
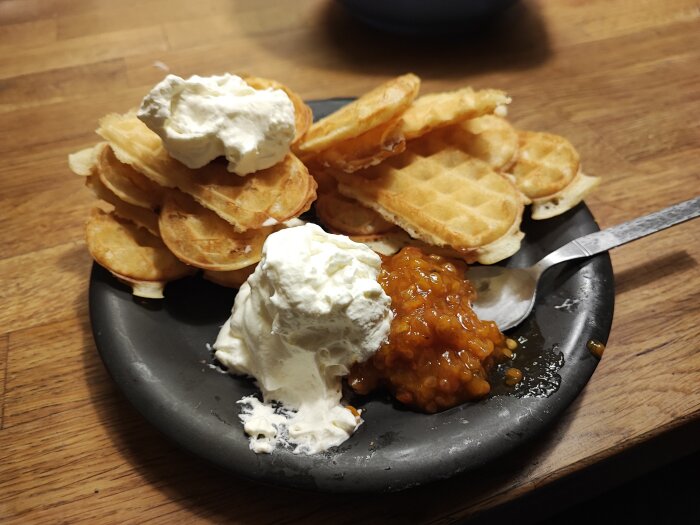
[[89, 99, 614, 493]]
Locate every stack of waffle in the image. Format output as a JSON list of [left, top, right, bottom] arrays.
[[69, 78, 315, 297], [70, 73, 600, 297], [301, 73, 599, 265]]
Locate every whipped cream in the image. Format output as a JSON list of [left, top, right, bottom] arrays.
[[137, 73, 295, 175], [213, 223, 392, 454]]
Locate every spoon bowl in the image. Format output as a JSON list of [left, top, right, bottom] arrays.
[[469, 196, 700, 331], [468, 266, 537, 331]]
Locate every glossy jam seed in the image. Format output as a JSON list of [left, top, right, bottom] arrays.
[[504, 367, 524, 386], [587, 339, 605, 358]]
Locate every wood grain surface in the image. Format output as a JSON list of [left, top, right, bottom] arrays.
[[1, 0, 699, 523]]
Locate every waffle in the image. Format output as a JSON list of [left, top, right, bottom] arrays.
[[68, 143, 102, 176], [315, 190, 396, 236], [307, 116, 405, 173], [333, 128, 526, 264], [452, 115, 520, 172], [85, 175, 160, 236], [158, 190, 272, 271], [97, 112, 317, 232], [399, 88, 511, 140], [510, 131, 580, 199], [529, 170, 601, 220], [509, 130, 601, 219], [95, 143, 163, 210], [350, 229, 477, 260], [296, 73, 420, 155], [243, 76, 313, 145], [85, 209, 192, 298]]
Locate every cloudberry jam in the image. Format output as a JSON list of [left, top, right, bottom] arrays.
[[348, 247, 509, 413]]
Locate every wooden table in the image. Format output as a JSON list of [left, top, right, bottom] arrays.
[[1, 0, 699, 522]]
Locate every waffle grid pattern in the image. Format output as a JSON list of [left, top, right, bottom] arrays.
[[336, 131, 524, 252], [512, 130, 580, 200]]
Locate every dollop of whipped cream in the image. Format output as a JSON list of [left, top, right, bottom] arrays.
[[213, 223, 393, 454], [137, 73, 295, 175]]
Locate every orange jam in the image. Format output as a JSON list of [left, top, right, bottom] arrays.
[[348, 247, 509, 413]]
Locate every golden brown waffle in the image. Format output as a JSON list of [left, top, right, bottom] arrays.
[[452, 115, 520, 172], [296, 73, 420, 155], [203, 266, 257, 288], [350, 230, 477, 260], [85, 209, 192, 298], [97, 113, 316, 232], [529, 170, 601, 220], [85, 175, 160, 236], [509, 130, 600, 219], [315, 190, 396, 236], [158, 190, 272, 271], [333, 128, 526, 264], [244, 76, 313, 145], [511, 130, 580, 200], [95, 144, 163, 210], [68, 143, 103, 176], [306, 117, 405, 173], [399, 88, 511, 140]]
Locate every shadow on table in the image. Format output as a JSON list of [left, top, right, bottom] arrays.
[[236, 0, 551, 80], [614, 250, 697, 296]]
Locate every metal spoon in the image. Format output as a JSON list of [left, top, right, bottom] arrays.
[[469, 196, 700, 331]]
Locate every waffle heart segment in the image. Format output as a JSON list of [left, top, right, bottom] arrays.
[[332, 127, 527, 264]]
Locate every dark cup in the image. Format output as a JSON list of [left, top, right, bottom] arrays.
[[336, 0, 520, 34]]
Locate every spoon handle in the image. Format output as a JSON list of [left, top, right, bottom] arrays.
[[535, 196, 700, 273]]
